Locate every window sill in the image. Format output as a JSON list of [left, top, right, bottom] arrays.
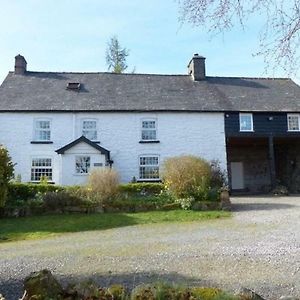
[[137, 179, 161, 182], [139, 140, 160, 144], [239, 130, 254, 132], [287, 129, 300, 132], [73, 173, 89, 176], [31, 141, 53, 144]]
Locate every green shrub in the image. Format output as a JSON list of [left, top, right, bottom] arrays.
[[103, 196, 158, 212], [119, 182, 164, 196], [107, 284, 128, 300], [7, 183, 64, 202], [131, 284, 156, 300], [0, 146, 14, 208], [191, 287, 239, 300], [176, 197, 195, 210], [210, 160, 227, 189], [162, 155, 212, 200], [27, 193, 44, 208]]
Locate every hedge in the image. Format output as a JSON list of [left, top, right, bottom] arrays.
[[119, 182, 164, 195], [7, 183, 64, 202], [7, 182, 164, 203]]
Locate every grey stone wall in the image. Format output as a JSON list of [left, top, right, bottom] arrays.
[[228, 145, 271, 193]]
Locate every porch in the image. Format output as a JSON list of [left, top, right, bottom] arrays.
[[226, 136, 300, 194]]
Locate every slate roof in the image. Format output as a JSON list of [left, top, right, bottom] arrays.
[[1, 71, 300, 112]]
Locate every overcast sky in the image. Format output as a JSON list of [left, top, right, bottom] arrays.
[[0, 0, 299, 84]]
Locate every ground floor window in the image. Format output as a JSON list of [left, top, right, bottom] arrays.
[[139, 155, 159, 180], [31, 158, 52, 181], [75, 156, 91, 174]]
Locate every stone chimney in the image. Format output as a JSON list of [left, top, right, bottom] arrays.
[[187, 53, 206, 81], [14, 54, 27, 75]]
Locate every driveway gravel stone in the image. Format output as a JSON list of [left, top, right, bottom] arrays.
[[0, 196, 299, 300]]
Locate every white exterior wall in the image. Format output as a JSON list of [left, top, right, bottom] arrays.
[[0, 112, 227, 185], [61, 143, 107, 185]]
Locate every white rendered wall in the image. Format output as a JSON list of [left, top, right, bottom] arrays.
[[0, 112, 227, 185], [61, 142, 106, 185]]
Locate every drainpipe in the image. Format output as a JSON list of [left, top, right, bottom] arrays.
[[268, 135, 276, 189]]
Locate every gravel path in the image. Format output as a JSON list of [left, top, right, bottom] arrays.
[[0, 196, 299, 300]]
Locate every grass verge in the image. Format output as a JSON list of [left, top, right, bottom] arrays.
[[0, 210, 230, 243]]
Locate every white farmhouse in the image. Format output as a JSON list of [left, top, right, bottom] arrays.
[[0, 54, 226, 185], [1, 54, 300, 192]]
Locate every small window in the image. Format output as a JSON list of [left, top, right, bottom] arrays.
[[141, 119, 157, 141], [239, 113, 253, 131], [34, 119, 51, 141], [67, 82, 81, 90], [82, 120, 97, 140], [287, 114, 300, 131], [139, 155, 159, 180], [75, 156, 91, 174], [31, 158, 52, 181]]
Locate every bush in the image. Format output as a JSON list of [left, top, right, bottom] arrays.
[[43, 191, 83, 212], [162, 155, 212, 200], [0, 147, 14, 208], [7, 183, 64, 203], [119, 182, 164, 196], [88, 168, 120, 204], [103, 196, 158, 212], [210, 160, 227, 189]]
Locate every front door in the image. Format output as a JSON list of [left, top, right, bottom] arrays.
[[231, 162, 244, 189]]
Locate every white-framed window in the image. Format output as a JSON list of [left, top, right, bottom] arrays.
[[34, 119, 51, 141], [75, 156, 91, 174], [139, 155, 159, 180], [287, 114, 300, 131], [31, 158, 52, 181], [141, 119, 157, 141], [81, 119, 97, 141], [239, 113, 253, 131]]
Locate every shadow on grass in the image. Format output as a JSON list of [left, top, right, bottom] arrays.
[[0, 213, 138, 243], [0, 210, 230, 243], [0, 271, 217, 300], [232, 202, 295, 212]]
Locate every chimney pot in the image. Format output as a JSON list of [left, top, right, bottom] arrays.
[[14, 54, 27, 75], [187, 53, 206, 81]]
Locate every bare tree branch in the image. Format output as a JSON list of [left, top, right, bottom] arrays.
[[177, 0, 300, 75]]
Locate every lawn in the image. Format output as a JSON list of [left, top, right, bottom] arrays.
[[0, 210, 230, 243]]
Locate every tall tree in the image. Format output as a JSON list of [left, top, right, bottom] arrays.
[[105, 36, 129, 73], [0, 146, 14, 208], [177, 0, 300, 74]]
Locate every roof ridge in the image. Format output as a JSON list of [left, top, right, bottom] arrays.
[[207, 76, 291, 80], [18, 71, 189, 77], [9, 71, 292, 80]]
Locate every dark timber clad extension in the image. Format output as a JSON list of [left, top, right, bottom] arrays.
[[225, 112, 300, 137], [226, 112, 300, 193]]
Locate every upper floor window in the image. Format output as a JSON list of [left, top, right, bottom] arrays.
[[239, 113, 253, 132], [139, 155, 159, 180], [82, 119, 97, 141], [34, 119, 51, 141], [31, 158, 52, 181], [287, 114, 300, 131], [141, 119, 157, 141]]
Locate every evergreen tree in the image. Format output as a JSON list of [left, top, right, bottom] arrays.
[[105, 36, 129, 73], [0, 146, 14, 208]]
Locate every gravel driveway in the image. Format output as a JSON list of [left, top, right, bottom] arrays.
[[0, 196, 299, 300]]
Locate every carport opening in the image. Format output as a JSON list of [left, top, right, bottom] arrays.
[[226, 137, 300, 194]]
